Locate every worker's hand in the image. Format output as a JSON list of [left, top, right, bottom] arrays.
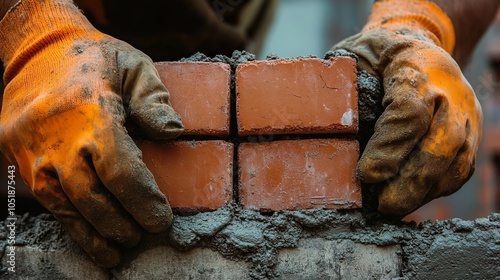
[[333, 0, 482, 216], [0, 0, 183, 267]]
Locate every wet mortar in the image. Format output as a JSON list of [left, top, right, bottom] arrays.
[[2, 209, 499, 279], [1, 51, 498, 279]]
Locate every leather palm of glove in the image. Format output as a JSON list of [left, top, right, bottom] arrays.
[[0, 0, 184, 267], [333, 0, 482, 216]]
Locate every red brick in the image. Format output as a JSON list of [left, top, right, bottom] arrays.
[[137, 140, 233, 211], [484, 127, 500, 153], [238, 139, 361, 211], [236, 57, 358, 136], [155, 62, 231, 136]]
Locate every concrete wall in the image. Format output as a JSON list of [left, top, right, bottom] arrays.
[[1, 210, 499, 279]]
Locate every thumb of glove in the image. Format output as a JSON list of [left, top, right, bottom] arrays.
[[119, 48, 184, 140]]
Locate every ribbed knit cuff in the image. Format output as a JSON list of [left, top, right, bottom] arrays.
[[0, 0, 99, 83], [363, 0, 455, 54]]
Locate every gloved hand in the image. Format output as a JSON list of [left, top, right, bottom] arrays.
[[333, 0, 482, 216], [0, 0, 183, 267]]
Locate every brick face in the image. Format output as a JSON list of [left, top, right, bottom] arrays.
[[146, 58, 361, 212], [0, 59, 360, 213], [236, 57, 358, 136], [6, 58, 361, 214], [238, 139, 361, 211], [155, 62, 231, 136], [137, 140, 234, 211]]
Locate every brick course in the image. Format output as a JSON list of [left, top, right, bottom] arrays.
[[137, 140, 234, 211], [0, 57, 363, 213], [155, 62, 231, 136], [236, 57, 357, 136], [238, 139, 361, 211], [147, 57, 360, 211]]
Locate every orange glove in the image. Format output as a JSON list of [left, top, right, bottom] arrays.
[[334, 0, 482, 216], [0, 0, 183, 267]]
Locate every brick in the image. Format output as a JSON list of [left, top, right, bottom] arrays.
[[277, 239, 402, 279], [238, 139, 361, 211], [155, 62, 231, 136], [236, 57, 358, 136], [115, 246, 250, 279], [137, 140, 233, 211], [412, 234, 500, 279], [484, 127, 500, 153], [11, 246, 109, 279]]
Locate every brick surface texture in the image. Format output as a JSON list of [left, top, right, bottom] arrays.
[[139, 57, 360, 211], [238, 139, 361, 211], [236, 57, 357, 136], [155, 62, 231, 136], [137, 140, 234, 211]]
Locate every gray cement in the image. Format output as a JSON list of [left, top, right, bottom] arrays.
[[1, 207, 499, 279]]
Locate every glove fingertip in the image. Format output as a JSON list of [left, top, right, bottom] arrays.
[[142, 203, 174, 233], [357, 156, 396, 184], [132, 102, 184, 140], [93, 246, 121, 268], [378, 190, 417, 217]]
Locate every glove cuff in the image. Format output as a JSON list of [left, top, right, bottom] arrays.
[[0, 0, 102, 83], [364, 0, 455, 54]]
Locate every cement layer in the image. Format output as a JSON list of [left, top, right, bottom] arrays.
[[1, 209, 499, 279]]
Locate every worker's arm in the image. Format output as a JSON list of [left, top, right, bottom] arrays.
[[334, 0, 496, 217], [431, 0, 500, 66], [0, 0, 183, 267]]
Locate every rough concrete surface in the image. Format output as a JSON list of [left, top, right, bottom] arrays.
[[1, 208, 499, 279], [276, 239, 401, 279]]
